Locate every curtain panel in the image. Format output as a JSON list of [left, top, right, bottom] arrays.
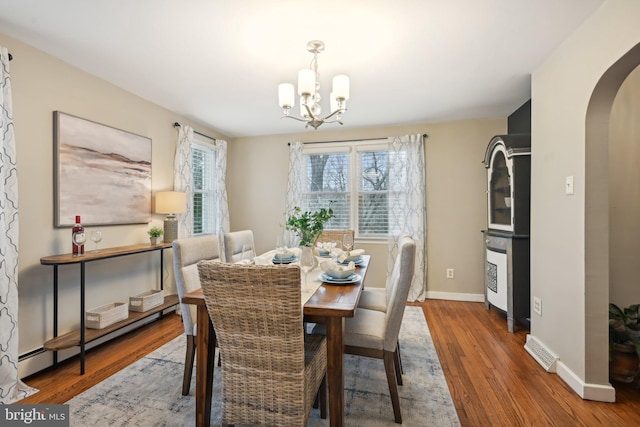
[[0, 45, 37, 403], [284, 141, 304, 246], [388, 134, 427, 301], [212, 139, 230, 251], [174, 125, 194, 239]]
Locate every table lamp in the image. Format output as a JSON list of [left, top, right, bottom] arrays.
[[154, 191, 186, 243]]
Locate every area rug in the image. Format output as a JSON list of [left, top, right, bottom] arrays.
[[67, 306, 460, 426]]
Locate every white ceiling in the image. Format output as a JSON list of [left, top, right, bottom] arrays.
[[0, 0, 605, 138]]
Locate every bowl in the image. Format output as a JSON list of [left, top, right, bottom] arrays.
[[324, 268, 355, 279]]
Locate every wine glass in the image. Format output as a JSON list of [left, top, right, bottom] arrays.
[[343, 233, 354, 256], [299, 246, 315, 292], [241, 244, 254, 263], [72, 231, 87, 256], [275, 235, 285, 257], [90, 230, 103, 252]]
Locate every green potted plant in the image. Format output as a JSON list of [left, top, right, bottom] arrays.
[[609, 303, 640, 383], [147, 226, 163, 245], [285, 205, 334, 246]]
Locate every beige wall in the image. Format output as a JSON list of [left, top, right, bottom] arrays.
[[227, 118, 506, 295], [531, 0, 640, 400], [1, 33, 227, 377], [609, 64, 640, 306]]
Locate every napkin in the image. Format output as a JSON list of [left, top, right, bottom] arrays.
[[321, 260, 356, 279], [315, 242, 333, 256], [274, 248, 295, 260], [337, 248, 365, 263]]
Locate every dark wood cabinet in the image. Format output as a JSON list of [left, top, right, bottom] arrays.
[[482, 134, 531, 332]]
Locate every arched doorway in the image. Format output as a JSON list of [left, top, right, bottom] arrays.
[[585, 42, 640, 389]]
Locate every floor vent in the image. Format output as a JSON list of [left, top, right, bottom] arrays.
[[524, 335, 558, 372]]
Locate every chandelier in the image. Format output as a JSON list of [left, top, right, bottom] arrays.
[[278, 40, 350, 130]]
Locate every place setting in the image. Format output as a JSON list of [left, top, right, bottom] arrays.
[[272, 236, 298, 264], [319, 259, 362, 285]]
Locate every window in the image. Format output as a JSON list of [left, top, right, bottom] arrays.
[[191, 135, 216, 235], [302, 140, 389, 238]]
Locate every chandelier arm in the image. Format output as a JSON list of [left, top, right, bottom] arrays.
[[320, 108, 346, 121], [281, 115, 314, 123], [303, 103, 316, 119], [322, 119, 344, 125]]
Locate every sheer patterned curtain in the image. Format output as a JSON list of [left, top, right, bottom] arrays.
[[211, 139, 230, 246], [174, 125, 193, 238], [388, 134, 427, 301], [0, 46, 37, 403], [284, 141, 304, 246]]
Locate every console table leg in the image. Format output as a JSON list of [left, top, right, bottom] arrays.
[[53, 265, 59, 368], [80, 261, 86, 375]]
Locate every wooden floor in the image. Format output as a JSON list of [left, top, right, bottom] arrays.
[[19, 301, 640, 426], [19, 313, 184, 404]]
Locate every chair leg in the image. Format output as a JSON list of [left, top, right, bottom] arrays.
[[393, 344, 403, 386], [182, 335, 196, 396], [383, 350, 402, 424], [319, 374, 327, 419], [397, 339, 404, 374]]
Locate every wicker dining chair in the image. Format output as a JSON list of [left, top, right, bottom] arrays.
[[315, 229, 355, 251], [223, 229, 255, 263], [197, 261, 327, 426], [172, 234, 221, 395]]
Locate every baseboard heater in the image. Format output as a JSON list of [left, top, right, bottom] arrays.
[[524, 335, 559, 372]]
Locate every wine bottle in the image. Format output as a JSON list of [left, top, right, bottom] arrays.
[[72, 215, 85, 255]]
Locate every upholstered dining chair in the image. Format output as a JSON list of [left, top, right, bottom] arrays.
[[223, 229, 255, 263], [172, 234, 221, 395], [357, 233, 410, 313], [356, 233, 412, 378], [315, 229, 355, 251], [316, 234, 415, 424], [197, 261, 327, 426]]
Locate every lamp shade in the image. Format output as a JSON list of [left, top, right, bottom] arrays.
[[332, 75, 349, 100], [298, 69, 315, 96], [278, 83, 295, 108], [155, 191, 186, 214]]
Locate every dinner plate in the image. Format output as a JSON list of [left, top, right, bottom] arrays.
[[272, 256, 297, 264], [320, 273, 362, 284], [320, 272, 356, 282]]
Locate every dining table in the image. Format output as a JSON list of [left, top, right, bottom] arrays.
[[181, 251, 370, 427]]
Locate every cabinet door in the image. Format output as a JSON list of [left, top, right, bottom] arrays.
[[486, 248, 508, 311], [487, 147, 513, 231]]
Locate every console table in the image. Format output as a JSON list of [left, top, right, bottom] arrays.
[[40, 243, 177, 374]]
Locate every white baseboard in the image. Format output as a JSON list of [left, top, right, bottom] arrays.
[[524, 334, 615, 403], [425, 291, 485, 302], [556, 361, 616, 403]]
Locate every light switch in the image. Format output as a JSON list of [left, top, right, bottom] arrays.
[[565, 176, 574, 195]]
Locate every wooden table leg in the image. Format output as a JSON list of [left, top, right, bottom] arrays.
[[326, 316, 344, 427], [195, 304, 215, 427]]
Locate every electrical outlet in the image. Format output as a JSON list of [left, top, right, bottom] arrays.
[[446, 268, 454, 279], [533, 296, 542, 316]]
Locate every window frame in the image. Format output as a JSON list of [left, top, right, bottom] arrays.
[[302, 140, 389, 241], [191, 134, 217, 236]]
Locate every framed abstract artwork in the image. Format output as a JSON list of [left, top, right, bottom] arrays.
[[54, 111, 152, 227]]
